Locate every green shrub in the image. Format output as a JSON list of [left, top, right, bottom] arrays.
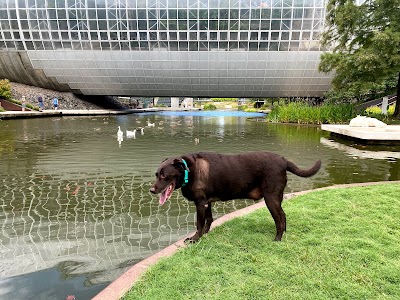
[[267, 102, 356, 124], [0, 79, 12, 100], [203, 103, 217, 110], [365, 104, 395, 116]]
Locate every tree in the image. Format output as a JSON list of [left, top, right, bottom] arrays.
[[319, 0, 400, 117], [0, 79, 12, 100]]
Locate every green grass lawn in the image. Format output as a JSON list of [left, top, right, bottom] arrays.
[[123, 183, 400, 300]]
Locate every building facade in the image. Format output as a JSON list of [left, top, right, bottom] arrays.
[[0, 0, 331, 97]]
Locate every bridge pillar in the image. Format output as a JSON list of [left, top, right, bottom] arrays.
[[382, 96, 388, 115]]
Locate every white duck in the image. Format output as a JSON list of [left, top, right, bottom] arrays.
[[126, 129, 136, 138], [147, 120, 155, 127], [117, 126, 123, 138]]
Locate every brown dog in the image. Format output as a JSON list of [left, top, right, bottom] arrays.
[[150, 151, 321, 242]]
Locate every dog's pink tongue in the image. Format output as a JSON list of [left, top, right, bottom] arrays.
[[159, 183, 174, 205]]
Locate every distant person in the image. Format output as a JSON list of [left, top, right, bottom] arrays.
[[37, 95, 44, 111], [52, 97, 59, 110], [21, 96, 26, 111]]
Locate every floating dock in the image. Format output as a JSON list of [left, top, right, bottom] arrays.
[[321, 124, 400, 144]]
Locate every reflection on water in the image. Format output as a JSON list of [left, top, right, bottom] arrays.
[[0, 113, 399, 299]]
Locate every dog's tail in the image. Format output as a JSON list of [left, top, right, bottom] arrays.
[[286, 159, 321, 177]]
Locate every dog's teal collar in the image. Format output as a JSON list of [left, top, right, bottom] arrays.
[[181, 159, 189, 187]]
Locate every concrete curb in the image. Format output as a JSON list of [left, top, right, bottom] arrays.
[[92, 180, 400, 300]]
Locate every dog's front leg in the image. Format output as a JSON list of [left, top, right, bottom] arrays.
[[185, 202, 207, 243]]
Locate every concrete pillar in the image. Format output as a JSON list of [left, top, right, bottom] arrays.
[[382, 96, 388, 115], [171, 97, 180, 108]]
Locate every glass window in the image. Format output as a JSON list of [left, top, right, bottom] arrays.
[[199, 41, 208, 51], [230, 20, 239, 30], [291, 31, 300, 40], [41, 31, 50, 39], [178, 9, 187, 19], [209, 20, 218, 30], [281, 31, 289, 40], [260, 32, 269, 40], [138, 20, 147, 30], [261, 9, 271, 19], [169, 40, 180, 50], [189, 41, 198, 51], [168, 9, 177, 19], [169, 32, 177, 40], [250, 20, 259, 30], [271, 20, 280, 30], [139, 41, 149, 50], [127, 9, 137, 19], [190, 32, 197, 40], [199, 20, 208, 30], [179, 32, 187, 40], [219, 41, 228, 50], [260, 20, 270, 30], [20, 20, 29, 30], [189, 9, 197, 19], [189, 20, 198, 30], [61, 31, 69, 40], [240, 9, 250, 19], [179, 41, 188, 50], [90, 32, 98, 40], [98, 20, 107, 30], [239, 20, 249, 30], [269, 41, 278, 50], [249, 42, 258, 51], [137, 9, 146, 18], [100, 31, 108, 40], [230, 9, 239, 18], [302, 20, 312, 30], [178, 20, 187, 30], [259, 41, 268, 50], [219, 20, 228, 30], [271, 32, 279, 40], [31, 31, 40, 39], [302, 31, 310, 40], [250, 32, 258, 40], [209, 9, 218, 19], [169, 20, 177, 30], [230, 32, 238, 40]]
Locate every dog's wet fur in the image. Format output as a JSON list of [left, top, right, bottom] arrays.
[[150, 151, 321, 242]]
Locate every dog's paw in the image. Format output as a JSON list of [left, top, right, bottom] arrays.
[[184, 234, 200, 244]]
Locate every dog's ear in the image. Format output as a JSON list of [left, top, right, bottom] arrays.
[[173, 158, 183, 168], [173, 158, 189, 171]]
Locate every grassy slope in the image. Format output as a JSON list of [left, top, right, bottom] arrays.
[[123, 184, 400, 300]]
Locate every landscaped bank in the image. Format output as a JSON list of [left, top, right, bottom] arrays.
[[123, 183, 400, 300]]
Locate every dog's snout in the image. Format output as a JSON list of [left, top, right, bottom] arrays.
[[149, 186, 156, 194]]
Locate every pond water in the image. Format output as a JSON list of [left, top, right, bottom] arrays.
[[0, 111, 399, 299]]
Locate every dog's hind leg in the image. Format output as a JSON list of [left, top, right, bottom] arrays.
[[264, 192, 286, 241], [203, 202, 213, 234]]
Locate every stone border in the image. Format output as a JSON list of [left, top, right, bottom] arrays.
[[92, 180, 400, 300]]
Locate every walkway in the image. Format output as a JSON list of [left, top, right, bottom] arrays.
[[0, 107, 201, 119]]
